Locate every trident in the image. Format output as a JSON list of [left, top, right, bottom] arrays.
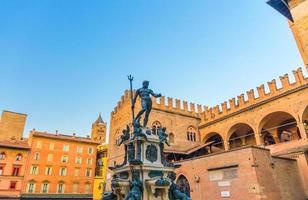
[[128, 75, 135, 122]]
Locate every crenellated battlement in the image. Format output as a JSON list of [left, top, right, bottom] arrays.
[[151, 95, 204, 118], [111, 90, 205, 118], [111, 90, 132, 116], [111, 68, 308, 121], [201, 67, 308, 124]]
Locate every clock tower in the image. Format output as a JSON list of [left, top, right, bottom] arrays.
[[91, 113, 107, 143]]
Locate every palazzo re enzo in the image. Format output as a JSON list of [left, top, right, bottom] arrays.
[[107, 1, 308, 199], [0, 0, 308, 200]]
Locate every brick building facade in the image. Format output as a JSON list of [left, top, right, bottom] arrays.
[[106, 1, 308, 199], [107, 67, 308, 199], [0, 111, 27, 142]]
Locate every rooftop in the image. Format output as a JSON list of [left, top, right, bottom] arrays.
[[0, 140, 30, 150], [32, 131, 100, 145]]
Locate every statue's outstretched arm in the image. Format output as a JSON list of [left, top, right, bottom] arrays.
[[150, 90, 161, 98]]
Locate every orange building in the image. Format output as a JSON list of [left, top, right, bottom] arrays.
[[0, 139, 30, 200], [21, 131, 100, 200]]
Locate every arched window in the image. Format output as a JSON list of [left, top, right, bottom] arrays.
[[41, 181, 49, 193], [0, 152, 6, 160], [169, 133, 175, 144], [27, 181, 36, 193], [259, 111, 299, 145], [57, 182, 65, 193], [227, 123, 256, 149], [176, 175, 191, 197], [16, 153, 22, 161], [152, 121, 162, 135], [187, 126, 197, 142]]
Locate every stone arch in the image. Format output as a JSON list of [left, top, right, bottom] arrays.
[[203, 132, 224, 152], [176, 174, 191, 197], [258, 111, 300, 144], [227, 123, 256, 149], [152, 121, 161, 135]]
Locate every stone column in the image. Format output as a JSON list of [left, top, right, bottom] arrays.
[[297, 122, 308, 140], [254, 132, 263, 145], [269, 129, 280, 144], [224, 140, 230, 150]]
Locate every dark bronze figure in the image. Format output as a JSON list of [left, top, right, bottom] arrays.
[[158, 127, 170, 146], [168, 172, 191, 200], [125, 170, 143, 200], [102, 192, 118, 200], [132, 80, 161, 127], [132, 116, 147, 140], [118, 125, 130, 146]]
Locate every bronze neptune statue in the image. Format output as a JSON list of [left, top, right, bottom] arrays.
[[132, 80, 161, 127], [102, 76, 191, 200]]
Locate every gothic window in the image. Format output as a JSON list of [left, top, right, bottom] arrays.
[[176, 175, 191, 197], [152, 121, 162, 135], [187, 126, 197, 142]]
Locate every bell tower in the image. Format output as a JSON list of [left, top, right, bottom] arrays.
[[268, 0, 308, 68], [91, 113, 107, 143]]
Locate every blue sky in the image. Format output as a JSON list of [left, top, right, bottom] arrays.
[[0, 0, 305, 138]]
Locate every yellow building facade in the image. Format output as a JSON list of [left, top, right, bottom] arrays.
[[93, 144, 108, 200]]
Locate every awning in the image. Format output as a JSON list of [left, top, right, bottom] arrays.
[[267, 0, 294, 22], [165, 141, 215, 155]]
